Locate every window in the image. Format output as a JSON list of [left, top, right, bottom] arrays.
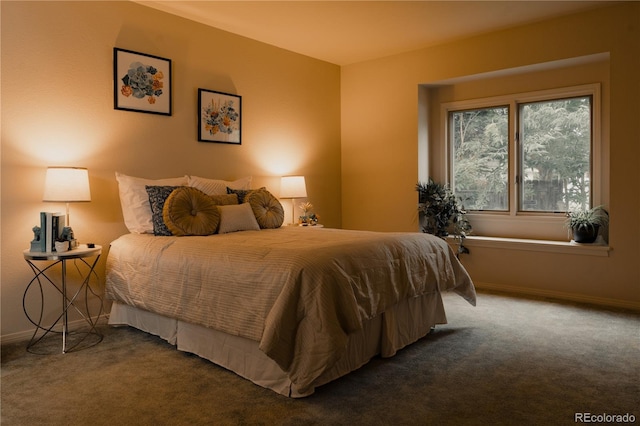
[[446, 84, 600, 220], [450, 106, 509, 211], [519, 97, 592, 212]]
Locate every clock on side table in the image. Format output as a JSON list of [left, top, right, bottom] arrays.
[[22, 244, 103, 354]]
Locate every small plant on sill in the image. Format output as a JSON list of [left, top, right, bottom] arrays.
[[565, 205, 609, 244]]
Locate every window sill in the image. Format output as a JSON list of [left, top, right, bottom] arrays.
[[452, 235, 611, 257]]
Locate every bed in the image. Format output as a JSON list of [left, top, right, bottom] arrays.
[[105, 173, 476, 397]]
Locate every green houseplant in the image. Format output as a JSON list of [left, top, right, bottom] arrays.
[[565, 205, 609, 244], [416, 179, 472, 256]]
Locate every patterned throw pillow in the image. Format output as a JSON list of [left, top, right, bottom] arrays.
[[117, 173, 188, 233], [145, 185, 181, 236]]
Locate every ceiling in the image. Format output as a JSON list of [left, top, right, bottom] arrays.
[[135, 1, 618, 65]]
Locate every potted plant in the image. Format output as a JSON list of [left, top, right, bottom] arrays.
[[565, 205, 609, 244], [416, 179, 472, 256]]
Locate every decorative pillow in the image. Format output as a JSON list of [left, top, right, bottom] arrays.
[[217, 203, 260, 234], [162, 187, 221, 236], [209, 193, 239, 206], [245, 188, 284, 229], [146, 186, 181, 236], [188, 175, 252, 196], [116, 172, 188, 233], [227, 186, 266, 203]]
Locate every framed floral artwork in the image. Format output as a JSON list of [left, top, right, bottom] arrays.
[[198, 89, 242, 144], [114, 48, 172, 115]]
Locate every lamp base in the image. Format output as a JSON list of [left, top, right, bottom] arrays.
[[290, 198, 297, 226]]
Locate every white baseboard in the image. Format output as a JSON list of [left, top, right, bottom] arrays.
[[474, 281, 640, 312], [1, 317, 109, 346]]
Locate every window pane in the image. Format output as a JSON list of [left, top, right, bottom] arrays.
[[450, 107, 509, 211], [519, 97, 591, 212]]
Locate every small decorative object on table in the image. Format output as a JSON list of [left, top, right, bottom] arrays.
[[298, 202, 320, 226], [61, 226, 78, 249], [54, 239, 69, 253], [30, 226, 42, 252], [29, 220, 77, 253]]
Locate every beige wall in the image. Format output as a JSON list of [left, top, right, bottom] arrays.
[[1, 1, 341, 339], [341, 3, 639, 308]]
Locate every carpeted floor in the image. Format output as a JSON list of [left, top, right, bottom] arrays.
[[1, 290, 638, 425]]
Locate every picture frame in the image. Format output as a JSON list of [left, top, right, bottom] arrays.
[[198, 89, 242, 144], [114, 48, 172, 116]]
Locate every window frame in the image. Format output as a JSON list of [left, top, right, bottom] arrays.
[[441, 83, 602, 239], [448, 104, 511, 212]]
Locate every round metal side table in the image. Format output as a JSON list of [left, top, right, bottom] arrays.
[[23, 244, 103, 354]]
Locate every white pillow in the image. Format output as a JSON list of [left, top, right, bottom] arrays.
[[116, 172, 188, 233], [217, 203, 260, 234], [188, 175, 252, 196]]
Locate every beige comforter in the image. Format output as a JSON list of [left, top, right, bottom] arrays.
[[105, 227, 475, 393]]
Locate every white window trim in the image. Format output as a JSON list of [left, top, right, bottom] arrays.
[[440, 83, 602, 241]]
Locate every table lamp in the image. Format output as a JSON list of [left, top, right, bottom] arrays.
[[280, 175, 307, 225], [43, 166, 91, 227]]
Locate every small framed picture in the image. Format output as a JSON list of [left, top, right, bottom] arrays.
[[114, 48, 172, 116], [198, 89, 242, 144]]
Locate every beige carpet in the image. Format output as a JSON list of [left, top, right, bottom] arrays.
[[2, 290, 638, 425]]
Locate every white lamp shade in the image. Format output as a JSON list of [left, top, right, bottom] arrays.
[[43, 167, 91, 202], [280, 176, 307, 199]]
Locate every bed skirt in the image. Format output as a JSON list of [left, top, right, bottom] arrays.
[[108, 291, 447, 397]]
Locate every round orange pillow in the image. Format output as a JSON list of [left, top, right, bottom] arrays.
[[245, 188, 284, 229], [163, 187, 220, 236]]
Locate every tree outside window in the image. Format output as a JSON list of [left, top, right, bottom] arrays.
[[449, 94, 592, 214], [520, 97, 591, 212], [450, 106, 509, 211]]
